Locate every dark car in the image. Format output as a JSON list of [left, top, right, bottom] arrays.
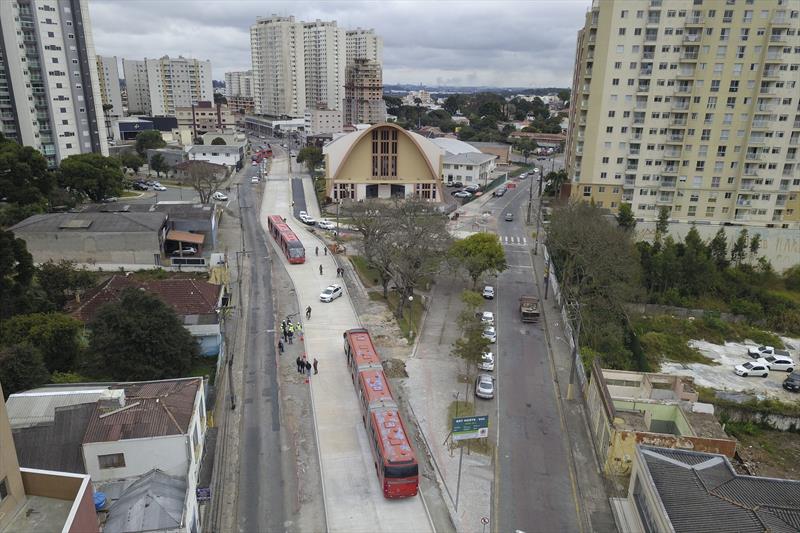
[[133, 181, 149, 191], [493, 187, 507, 197], [784, 371, 800, 392], [452, 181, 463, 188]]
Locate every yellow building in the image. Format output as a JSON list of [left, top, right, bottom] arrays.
[[566, 0, 799, 229], [324, 123, 442, 201]]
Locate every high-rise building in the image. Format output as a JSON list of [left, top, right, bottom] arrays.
[[122, 56, 213, 116], [225, 70, 253, 98], [344, 58, 386, 126], [96, 56, 123, 117], [0, 0, 108, 166], [566, 0, 800, 229], [250, 16, 306, 118], [303, 20, 346, 111], [346, 28, 383, 64]]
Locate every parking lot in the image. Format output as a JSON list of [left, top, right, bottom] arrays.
[[659, 338, 799, 401]]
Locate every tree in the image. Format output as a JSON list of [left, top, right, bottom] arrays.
[[149, 153, 170, 179], [616, 203, 636, 231], [544, 169, 567, 197], [451, 290, 491, 382], [708, 228, 729, 270], [36, 259, 95, 310], [59, 153, 124, 202], [0, 344, 49, 397], [0, 230, 35, 320], [749, 233, 761, 261], [383, 95, 403, 111], [179, 160, 226, 203], [120, 151, 145, 174], [557, 89, 570, 103], [680, 227, 715, 297], [449, 233, 507, 288], [1, 313, 83, 373], [87, 288, 198, 381], [655, 206, 670, 240], [0, 133, 54, 210], [731, 228, 749, 265], [135, 130, 166, 156], [213, 92, 227, 105], [296, 146, 324, 174], [210, 137, 226, 145], [343, 199, 395, 297], [513, 139, 538, 163]]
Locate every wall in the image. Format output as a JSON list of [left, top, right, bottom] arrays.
[[613, 401, 693, 436], [716, 406, 800, 432], [185, 323, 222, 357], [0, 385, 25, 531], [82, 434, 189, 482], [627, 447, 674, 533], [19, 469, 98, 533], [18, 231, 161, 266], [625, 302, 746, 323]]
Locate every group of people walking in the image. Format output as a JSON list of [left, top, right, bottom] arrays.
[[296, 356, 318, 376], [280, 319, 301, 344], [279, 316, 319, 379]]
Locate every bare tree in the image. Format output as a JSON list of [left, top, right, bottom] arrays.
[[180, 161, 227, 203]]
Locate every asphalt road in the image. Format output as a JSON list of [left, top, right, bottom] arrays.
[[488, 176, 581, 533], [235, 163, 285, 533]]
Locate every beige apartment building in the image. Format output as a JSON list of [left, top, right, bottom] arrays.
[[250, 16, 307, 118], [566, 0, 800, 229], [346, 28, 383, 64], [344, 58, 387, 125]]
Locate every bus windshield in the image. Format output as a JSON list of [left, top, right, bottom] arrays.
[[384, 463, 418, 479], [289, 247, 304, 259]]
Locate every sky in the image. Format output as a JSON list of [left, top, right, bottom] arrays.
[[88, 0, 591, 88]]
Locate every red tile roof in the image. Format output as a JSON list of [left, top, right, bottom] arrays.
[[69, 275, 222, 323], [82, 378, 202, 443]]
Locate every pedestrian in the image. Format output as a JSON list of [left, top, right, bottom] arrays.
[[306, 305, 312, 319], [319, 264, 323, 276], [305, 360, 312, 377], [278, 340, 284, 354], [313, 358, 318, 374], [296, 356, 302, 373], [282, 328, 288, 342], [324, 247, 328, 256], [315, 246, 319, 256], [280, 320, 286, 332], [287, 324, 294, 344]]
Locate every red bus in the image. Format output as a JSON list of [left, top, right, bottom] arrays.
[[343, 328, 419, 499], [267, 215, 305, 264]]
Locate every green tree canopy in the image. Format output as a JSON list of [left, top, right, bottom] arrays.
[[0, 133, 54, 209], [59, 153, 124, 201], [36, 259, 96, 310], [149, 153, 170, 179], [0, 343, 50, 397], [513, 139, 538, 162], [449, 233, 508, 288], [120, 151, 145, 173], [297, 146, 324, 174], [210, 137, 226, 145], [451, 290, 491, 380], [0, 229, 35, 319], [135, 130, 166, 156], [87, 288, 198, 381], [1, 313, 83, 373], [616, 203, 636, 231]]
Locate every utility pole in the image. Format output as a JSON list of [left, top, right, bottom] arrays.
[[566, 301, 581, 400], [526, 165, 536, 224]]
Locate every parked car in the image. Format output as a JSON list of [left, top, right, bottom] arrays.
[[533, 167, 541, 174], [748, 345, 774, 357], [783, 371, 800, 392], [300, 214, 316, 225], [482, 326, 497, 343], [101, 196, 118, 203], [132, 181, 149, 191], [452, 181, 464, 188], [319, 284, 343, 302], [152, 182, 167, 191], [171, 246, 197, 256], [478, 311, 494, 326], [478, 351, 495, 372], [482, 286, 495, 299], [505, 212, 514, 221], [446, 181, 459, 187], [251, 176, 259, 183], [734, 361, 769, 377], [317, 219, 335, 230], [212, 191, 228, 201], [493, 187, 507, 197], [519, 173, 528, 179], [475, 373, 495, 399], [537, 156, 547, 161], [464, 184, 480, 193], [299, 210, 308, 218], [758, 355, 795, 372], [453, 190, 472, 198]]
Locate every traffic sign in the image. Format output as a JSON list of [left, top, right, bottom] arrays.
[[452, 415, 489, 441]]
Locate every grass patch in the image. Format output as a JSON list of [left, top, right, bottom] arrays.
[[120, 190, 140, 197], [368, 291, 425, 340], [186, 358, 217, 385], [697, 385, 800, 418], [722, 420, 764, 439], [638, 331, 712, 365], [350, 255, 379, 287], [447, 400, 475, 419]]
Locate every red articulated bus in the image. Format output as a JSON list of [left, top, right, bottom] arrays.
[[343, 328, 419, 499], [267, 214, 305, 264]]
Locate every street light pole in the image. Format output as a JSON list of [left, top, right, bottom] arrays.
[[566, 301, 581, 401], [408, 295, 415, 338]]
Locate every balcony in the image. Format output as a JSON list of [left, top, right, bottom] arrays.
[[623, 194, 634, 202], [657, 196, 674, 204], [642, 52, 655, 60], [672, 101, 690, 111], [629, 149, 641, 156], [661, 179, 677, 189], [633, 117, 645, 125], [745, 152, 762, 161], [626, 164, 639, 172], [743, 167, 759, 177], [632, 132, 643, 140], [685, 15, 704, 25], [624, 178, 636, 188], [584, 68, 593, 77], [664, 148, 682, 157], [683, 34, 702, 44], [662, 166, 679, 174], [667, 134, 685, 142], [758, 103, 777, 112], [637, 85, 650, 93], [769, 34, 786, 43], [737, 199, 752, 207], [670, 118, 687, 127], [771, 16, 791, 26], [639, 68, 653, 76], [679, 52, 699, 62], [675, 85, 693, 94], [751, 119, 772, 129]]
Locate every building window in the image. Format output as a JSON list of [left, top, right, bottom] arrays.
[[371, 127, 398, 179], [98, 453, 126, 469]]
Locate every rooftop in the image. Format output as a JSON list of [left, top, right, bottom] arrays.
[[2, 495, 73, 533], [639, 446, 800, 532], [68, 274, 222, 323], [102, 469, 187, 532], [6, 387, 109, 428], [443, 151, 496, 166], [430, 137, 481, 156], [13, 403, 96, 474], [9, 211, 167, 234], [82, 201, 216, 220]]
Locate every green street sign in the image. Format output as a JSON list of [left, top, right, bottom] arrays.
[[452, 415, 489, 441]]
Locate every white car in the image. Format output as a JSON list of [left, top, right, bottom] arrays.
[[519, 173, 528, 179], [250, 176, 259, 183], [299, 210, 308, 219], [211, 191, 228, 201], [480, 311, 495, 326], [152, 182, 167, 191], [748, 345, 774, 358], [482, 286, 495, 299], [300, 214, 316, 225], [453, 190, 472, 198], [317, 219, 335, 230], [482, 327, 497, 343], [478, 351, 495, 371], [758, 355, 795, 373], [734, 361, 769, 377], [475, 373, 495, 399], [319, 284, 343, 302]]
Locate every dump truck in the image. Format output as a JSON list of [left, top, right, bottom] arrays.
[[519, 296, 540, 322]]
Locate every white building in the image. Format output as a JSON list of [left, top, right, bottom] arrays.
[[305, 108, 343, 136], [96, 56, 124, 118], [187, 144, 245, 168], [250, 16, 306, 118], [303, 20, 346, 112], [431, 138, 497, 186], [346, 28, 383, 64], [122, 56, 213, 116], [0, 0, 108, 166], [225, 70, 253, 98]]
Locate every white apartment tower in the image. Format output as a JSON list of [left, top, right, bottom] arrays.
[[566, 0, 800, 228], [121, 56, 213, 116], [0, 0, 108, 165], [250, 16, 306, 118], [346, 28, 383, 65], [303, 20, 346, 111], [96, 56, 123, 117], [225, 70, 253, 98]]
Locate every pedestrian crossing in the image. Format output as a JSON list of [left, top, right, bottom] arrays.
[[500, 235, 528, 246]]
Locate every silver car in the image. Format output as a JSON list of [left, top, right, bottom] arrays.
[[475, 373, 495, 399]]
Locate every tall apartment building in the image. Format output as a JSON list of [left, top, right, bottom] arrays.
[[566, 0, 800, 229], [343, 58, 387, 125], [121, 56, 213, 116], [96, 56, 123, 117], [225, 70, 253, 97], [346, 28, 383, 64], [0, 0, 108, 166], [303, 20, 346, 111], [250, 16, 306, 118]]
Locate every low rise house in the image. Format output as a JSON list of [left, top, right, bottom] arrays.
[[431, 138, 497, 186], [146, 147, 188, 169], [199, 131, 246, 146], [187, 144, 244, 169], [466, 142, 511, 165], [99, 469, 189, 532]]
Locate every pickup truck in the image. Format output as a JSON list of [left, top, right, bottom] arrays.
[[748, 345, 791, 359], [519, 296, 540, 322]]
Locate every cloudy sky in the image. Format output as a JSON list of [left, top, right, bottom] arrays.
[[88, 0, 591, 88]]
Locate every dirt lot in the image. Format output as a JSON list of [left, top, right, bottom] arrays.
[[733, 427, 800, 481], [659, 337, 800, 401]]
